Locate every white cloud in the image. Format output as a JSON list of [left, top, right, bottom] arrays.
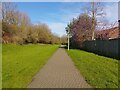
[[47, 22, 67, 37], [61, 13, 80, 23], [33, 2, 119, 36], [42, 8, 81, 36], [96, 3, 118, 30], [104, 3, 118, 23], [47, 12, 81, 36], [119, 2, 120, 20], [45, 2, 119, 36]]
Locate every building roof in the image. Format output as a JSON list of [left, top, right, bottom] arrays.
[[96, 27, 119, 40]]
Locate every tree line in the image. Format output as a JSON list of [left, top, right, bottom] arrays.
[[1, 2, 67, 44], [65, 2, 117, 48]]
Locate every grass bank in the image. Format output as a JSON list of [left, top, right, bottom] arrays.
[[67, 49, 118, 88], [2, 44, 59, 88], [0, 44, 2, 89]]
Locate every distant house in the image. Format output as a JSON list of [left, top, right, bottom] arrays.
[[95, 27, 119, 40]]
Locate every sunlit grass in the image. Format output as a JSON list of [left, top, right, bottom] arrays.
[[67, 49, 118, 88], [0, 44, 2, 89], [2, 44, 59, 88]]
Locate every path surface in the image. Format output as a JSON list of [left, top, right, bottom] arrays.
[[28, 48, 91, 88]]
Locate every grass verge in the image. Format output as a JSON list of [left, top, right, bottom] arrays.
[[67, 49, 118, 88], [2, 44, 59, 88], [0, 44, 2, 89]]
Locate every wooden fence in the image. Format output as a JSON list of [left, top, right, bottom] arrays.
[[83, 38, 119, 60]]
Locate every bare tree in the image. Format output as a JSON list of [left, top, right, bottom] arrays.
[[2, 2, 61, 44], [83, 1, 105, 40], [2, 2, 17, 24]]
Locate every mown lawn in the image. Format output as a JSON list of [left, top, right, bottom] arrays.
[[0, 44, 2, 89], [2, 44, 59, 88], [67, 49, 118, 88]]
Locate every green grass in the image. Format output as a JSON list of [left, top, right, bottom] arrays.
[[0, 44, 2, 89], [2, 44, 59, 88], [67, 49, 118, 88]]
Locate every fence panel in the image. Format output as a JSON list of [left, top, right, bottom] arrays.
[[83, 38, 119, 59]]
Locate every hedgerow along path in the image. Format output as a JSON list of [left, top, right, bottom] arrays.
[[28, 47, 91, 88]]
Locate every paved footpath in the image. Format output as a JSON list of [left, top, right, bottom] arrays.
[[28, 48, 91, 88]]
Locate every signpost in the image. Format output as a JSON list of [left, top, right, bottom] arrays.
[[68, 31, 70, 51], [67, 28, 72, 51]]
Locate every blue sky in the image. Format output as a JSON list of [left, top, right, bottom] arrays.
[[15, 2, 118, 36]]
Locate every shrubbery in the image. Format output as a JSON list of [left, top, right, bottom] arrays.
[[1, 2, 67, 45]]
